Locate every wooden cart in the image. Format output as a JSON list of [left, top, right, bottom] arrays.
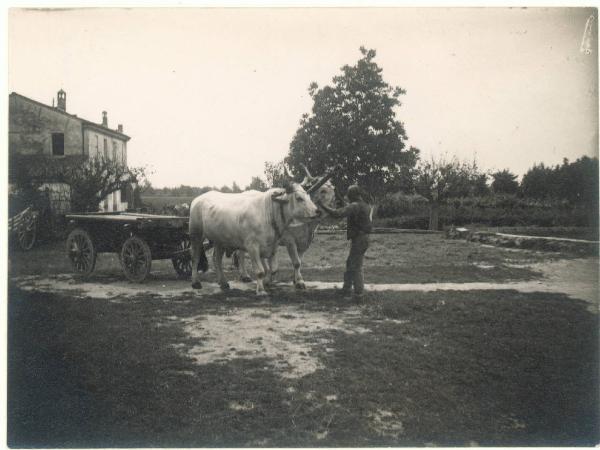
[[9, 205, 38, 251], [65, 212, 192, 282]]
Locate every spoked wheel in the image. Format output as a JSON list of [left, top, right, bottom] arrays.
[[171, 236, 192, 279], [18, 214, 37, 251], [120, 236, 152, 283], [66, 228, 97, 277]]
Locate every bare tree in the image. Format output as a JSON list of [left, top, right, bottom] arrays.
[[63, 156, 146, 212], [415, 156, 483, 230]]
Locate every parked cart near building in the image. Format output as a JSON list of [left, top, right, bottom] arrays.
[[65, 212, 193, 282]]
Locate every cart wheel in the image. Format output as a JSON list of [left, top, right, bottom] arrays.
[[171, 236, 192, 279], [18, 215, 37, 251], [66, 228, 97, 277], [120, 236, 152, 283]]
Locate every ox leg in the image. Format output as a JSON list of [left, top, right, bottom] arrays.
[[269, 251, 279, 284], [213, 244, 230, 291], [262, 257, 273, 287], [236, 250, 253, 283], [247, 246, 268, 296], [287, 242, 305, 289], [190, 235, 203, 289]]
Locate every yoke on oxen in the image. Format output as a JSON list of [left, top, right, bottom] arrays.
[[235, 164, 341, 289]]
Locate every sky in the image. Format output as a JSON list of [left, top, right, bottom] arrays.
[[7, 7, 598, 188]]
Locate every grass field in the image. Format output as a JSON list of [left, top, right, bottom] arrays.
[[7, 233, 600, 447], [9, 233, 557, 283]]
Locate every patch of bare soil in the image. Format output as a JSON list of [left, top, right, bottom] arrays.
[[176, 306, 370, 379]]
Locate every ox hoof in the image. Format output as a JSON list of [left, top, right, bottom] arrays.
[[295, 282, 306, 290], [219, 282, 231, 291], [256, 290, 269, 297], [192, 281, 203, 290], [240, 276, 252, 283]]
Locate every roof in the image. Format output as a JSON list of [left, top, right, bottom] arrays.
[[9, 91, 131, 141]]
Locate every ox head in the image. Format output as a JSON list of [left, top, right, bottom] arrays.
[[299, 164, 337, 214], [271, 169, 320, 222]]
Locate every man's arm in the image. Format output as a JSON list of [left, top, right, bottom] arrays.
[[318, 202, 355, 218]]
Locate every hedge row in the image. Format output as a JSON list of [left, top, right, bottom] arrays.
[[374, 194, 597, 229]]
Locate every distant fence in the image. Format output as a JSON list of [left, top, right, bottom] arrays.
[[317, 227, 443, 235]]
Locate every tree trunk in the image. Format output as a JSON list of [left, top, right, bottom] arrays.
[[429, 200, 439, 231]]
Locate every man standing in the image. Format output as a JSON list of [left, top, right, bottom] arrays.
[[317, 185, 372, 299]]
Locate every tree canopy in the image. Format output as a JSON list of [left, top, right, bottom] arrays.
[[491, 169, 519, 195], [521, 157, 598, 206], [244, 176, 268, 192], [414, 156, 485, 202], [286, 47, 419, 199]]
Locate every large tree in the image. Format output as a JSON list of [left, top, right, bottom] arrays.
[[286, 47, 419, 199]]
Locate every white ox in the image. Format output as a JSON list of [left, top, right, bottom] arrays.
[[236, 165, 338, 289], [189, 180, 320, 295]]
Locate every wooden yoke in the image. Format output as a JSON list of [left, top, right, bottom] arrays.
[[306, 164, 341, 194]]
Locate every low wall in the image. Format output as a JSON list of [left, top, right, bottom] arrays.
[[447, 228, 599, 256]]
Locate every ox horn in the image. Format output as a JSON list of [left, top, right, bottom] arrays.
[[300, 163, 313, 179], [307, 170, 335, 194], [281, 167, 296, 193], [300, 164, 316, 189]]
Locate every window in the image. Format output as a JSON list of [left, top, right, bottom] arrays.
[[94, 135, 99, 156], [103, 138, 108, 160], [113, 141, 118, 162], [52, 133, 64, 156]]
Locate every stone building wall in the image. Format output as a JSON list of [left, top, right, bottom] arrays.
[[9, 94, 83, 157]]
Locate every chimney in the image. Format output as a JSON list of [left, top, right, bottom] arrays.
[[117, 124, 123, 133], [102, 111, 108, 127], [57, 89, 66, 111]]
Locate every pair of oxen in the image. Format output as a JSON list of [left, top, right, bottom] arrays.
[[189, 166, 339, 295]]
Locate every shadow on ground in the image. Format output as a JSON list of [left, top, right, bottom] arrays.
[[7, 283, 599, 447]]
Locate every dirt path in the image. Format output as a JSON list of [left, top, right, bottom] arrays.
[[13, 257, 598, 305]]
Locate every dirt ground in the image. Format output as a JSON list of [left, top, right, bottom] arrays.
[[13, 255, 598, 305], [7, 232, 600, 447]]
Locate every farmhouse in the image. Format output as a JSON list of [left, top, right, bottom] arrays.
[[9, 90, 132, 212]]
